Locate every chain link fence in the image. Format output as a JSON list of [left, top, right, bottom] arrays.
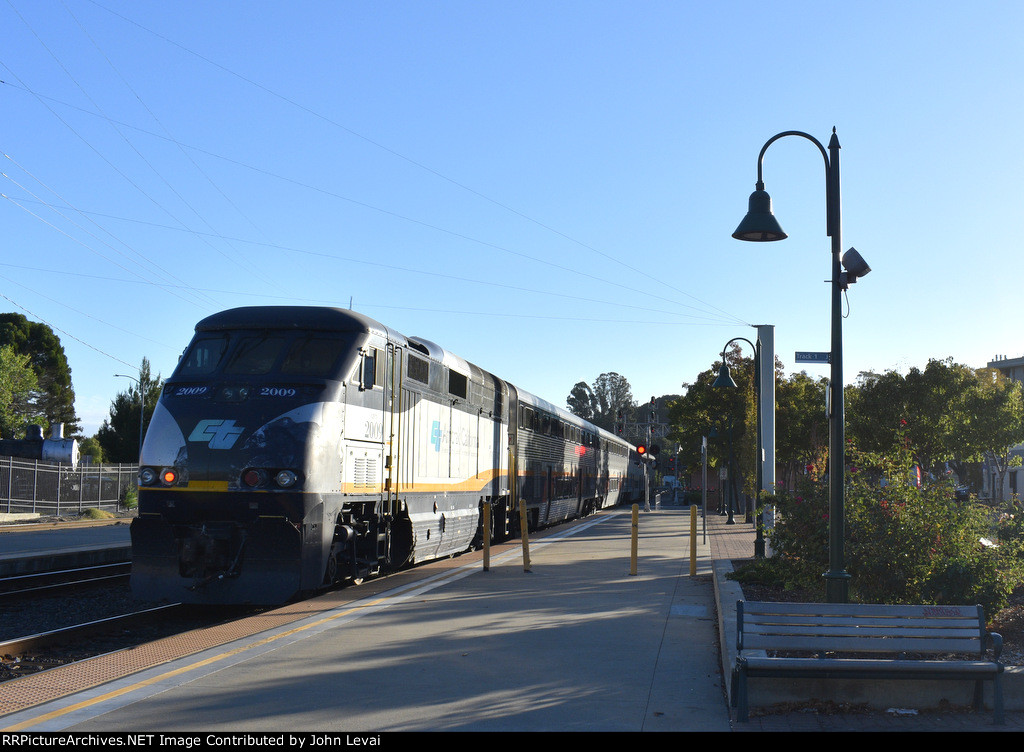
[[0, 455, 138, 516]]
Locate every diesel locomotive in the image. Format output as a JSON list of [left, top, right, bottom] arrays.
[[130, 306, 647, 605]]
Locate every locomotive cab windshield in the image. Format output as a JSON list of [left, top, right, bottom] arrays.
[[174, 331, 356, 382]]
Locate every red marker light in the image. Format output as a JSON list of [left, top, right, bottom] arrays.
[[243, 469, 266, 488]]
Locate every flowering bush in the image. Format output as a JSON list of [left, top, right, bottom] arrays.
[[736, 437, 1023, 615]]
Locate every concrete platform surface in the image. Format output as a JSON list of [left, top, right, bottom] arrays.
[[1, 505, 731, 733]]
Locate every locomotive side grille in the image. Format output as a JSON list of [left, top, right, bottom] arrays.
[[353, 456, 378, 488]]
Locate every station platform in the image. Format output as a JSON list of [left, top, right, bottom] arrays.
[[1, 502, 731, 732], [2, 501, 1022, 733], [0, 521, 131, 577]]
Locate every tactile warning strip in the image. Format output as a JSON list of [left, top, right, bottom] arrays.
[[0, 597, 342, 717], [0, 537, 514, 719]]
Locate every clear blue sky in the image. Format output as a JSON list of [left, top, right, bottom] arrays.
[[2, 1, 1021, 437]]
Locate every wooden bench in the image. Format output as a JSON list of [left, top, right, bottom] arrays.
[[731, 600, 1005, 723]]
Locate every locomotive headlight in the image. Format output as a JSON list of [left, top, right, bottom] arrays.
[[274, 470, 298, 489], [139, 467, 157, 486]]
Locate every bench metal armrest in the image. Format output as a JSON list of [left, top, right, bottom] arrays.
[[987, 631, 1003, 661]]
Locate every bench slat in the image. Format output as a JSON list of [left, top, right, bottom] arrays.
[[744, 634, 985, 654], [746, 614, 981, 629], [746, 620, 982, 636], [742, 656, 1001, 675], [742, 602, 983, 619]]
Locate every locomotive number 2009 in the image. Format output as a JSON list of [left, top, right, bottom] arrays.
[[363, 420, 384, 440], [259, 387, 297, 397]]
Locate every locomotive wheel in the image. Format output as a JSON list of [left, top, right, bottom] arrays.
[[323, 552, 339, 586]]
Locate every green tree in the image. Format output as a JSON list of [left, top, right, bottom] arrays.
[[566, 381, 596, 422], [567, 372, 635, 433], [964, 369, 1024, 502], [0, 313, 80, 436], [846, 359, 1024, 497], [0, 345, 43, 438], [847, 358, 980, 476], [668, 346, 754, 492], [96, 358, 163, 463], [78, 436, 105, 465], [775, 371, 828, 489]]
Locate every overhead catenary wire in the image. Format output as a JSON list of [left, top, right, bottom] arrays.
[[0, 5, 271, 302], [0, 80, 748, 327], [0, 289, 137, 370], [82, 0, 752, 328]]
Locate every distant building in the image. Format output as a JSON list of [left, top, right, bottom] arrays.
[[988, 354, 1024, 383], [984, 355, 1024, 500]]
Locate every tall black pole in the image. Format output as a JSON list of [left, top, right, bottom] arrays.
[[726, 419, 735, 524], [753, 340, 765, 558], [824, 129, 850, 603]]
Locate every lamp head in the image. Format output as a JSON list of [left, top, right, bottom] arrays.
[[733, 188, 787, 241], [712, 363, 738, 389], [842, 247, 871, 277]]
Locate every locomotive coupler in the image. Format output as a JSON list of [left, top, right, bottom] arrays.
[[182, 526, 248, 590]]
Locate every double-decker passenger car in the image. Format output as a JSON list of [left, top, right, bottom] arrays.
[[130, 307, 646, 605]]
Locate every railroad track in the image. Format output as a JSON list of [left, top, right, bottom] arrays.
[[0, 562, 132, 599], [0, 562, 258, 684], [0, 600, 261, 684], [0, 603, 184, 659]]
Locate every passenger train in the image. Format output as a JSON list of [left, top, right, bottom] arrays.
[[130, 307, 648, 605]]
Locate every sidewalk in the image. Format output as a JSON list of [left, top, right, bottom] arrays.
[[699, 502, 1024, 732]]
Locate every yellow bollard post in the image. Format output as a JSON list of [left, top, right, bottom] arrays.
[[630, 503, 639, 576], [483, 502, 491, 572], [690, 504, 698, 576], [519, 499, 531, 572]]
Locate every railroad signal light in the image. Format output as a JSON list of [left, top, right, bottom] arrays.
[[637, 444, 646, 456]]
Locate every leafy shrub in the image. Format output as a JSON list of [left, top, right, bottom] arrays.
[[121, 485, 138, 510], [736, 437, 1023, 615]]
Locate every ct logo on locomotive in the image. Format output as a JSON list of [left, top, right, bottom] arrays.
[[189, 419, 245, 449]]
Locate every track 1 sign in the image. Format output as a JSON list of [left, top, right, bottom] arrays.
[[795, 351, 830, 364]]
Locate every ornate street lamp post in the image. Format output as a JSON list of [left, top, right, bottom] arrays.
[[733, 128, 870, 602], [712, 336, 766, 556]]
